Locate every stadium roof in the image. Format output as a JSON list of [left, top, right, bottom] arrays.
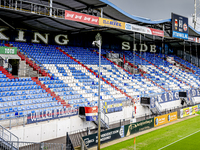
[[0, 0, 199, 42]]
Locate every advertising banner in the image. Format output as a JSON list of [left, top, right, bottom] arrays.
[[27, 107, 78, 124], [85, 106, 98, 121], [171, 13, 188, 40], [154, 112, 177, 127], [180, 107, 190, 118], [180, 105, 198, 118], [0, 46, 17, 55], [82, 126, 124, 148], [125, 23, 164, 37], [65, 10, 99, 25], [188, 36, 197, 42], [99, 18, 125, 29], [192, 105, 198, 114], [124, 118, 154, 137], [103, 100, 122, 114]]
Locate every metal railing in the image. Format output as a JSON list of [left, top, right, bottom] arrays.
[[10, 141, 66, 150], [0, 0, 66, 19], [0, 124, 19, 149], [100, 110, 109, 128]]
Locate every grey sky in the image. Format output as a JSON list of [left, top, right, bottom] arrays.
[[108, 0, 198, 29]]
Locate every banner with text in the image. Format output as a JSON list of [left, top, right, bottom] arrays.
[[180, 105, 198, 118], [154, 112, 177, 127], [124, 118, 154, 137], [125, 23, 164, 37], [0, 46, 17, 55], [82, 126, 124, 148], [150, 91, 180, 108], [99, 18, 125, 29], [27, 107, 78, 124], [65, 10, 99, 25], [103, 100, 123, 114]]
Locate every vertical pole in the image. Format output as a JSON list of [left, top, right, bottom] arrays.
[[184, 40, 186, 60], [140, 34, 142, 66], [144, 34, 146, 69], [196, 42, 198, 66], [49, 0, 52, 17], [190, 42, 192, 70], [194, 0, 197, 29], [133, 32, 135, 68], [101, 8, 103, 18], [153, 35, 155, 65], [97, 41, 101, 150]]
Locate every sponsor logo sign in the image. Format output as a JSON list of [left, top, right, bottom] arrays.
[[172, 13, 188, 40], [99, 18, 125, 29], [103, 100, 123, 114], [0, 46, 17, 55], [180, 105, 198, 118], [124, 118, 154, 137], [82, 126, 124, 148], [188, 36, 197, 42], [154, 112, 177, 127], [125, 23, 164, 37], [65, 10, 99, 25], [27, 107, 78, 124]]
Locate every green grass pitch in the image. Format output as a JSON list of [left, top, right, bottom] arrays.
[[101, 115, 200, 150]]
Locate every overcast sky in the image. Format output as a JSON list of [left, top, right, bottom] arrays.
[[108, 0, 199, 30]]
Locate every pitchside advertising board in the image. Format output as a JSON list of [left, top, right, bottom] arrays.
[[82, 126, 125, 148], [154, 112, 177, 127], [172, 13, 188, 40], [124, 118, 154, 137], [27, 107, 78, 124], [82, 112, 178, 148], [180, 105, 198, 118]]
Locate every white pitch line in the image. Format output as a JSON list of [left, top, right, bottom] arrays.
[[158, 129, 200, 150]]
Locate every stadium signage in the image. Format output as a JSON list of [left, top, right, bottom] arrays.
[[171, 13, 188, 40], [0, 46, 17, 55], [154, 112, 177, 127], [124, 118, 154, 136], [0, 28, 69, 45], [122, 42, 157, 52], [125, 23, 164, 37], [150, 91, 179, 108], [27, 107, 78, 124], [65, 10, 99, 25], [99, 18, 125, 29], [82, 126, 124, 148], [180, 105, 198, 118], [103, 100, 123, 114]]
